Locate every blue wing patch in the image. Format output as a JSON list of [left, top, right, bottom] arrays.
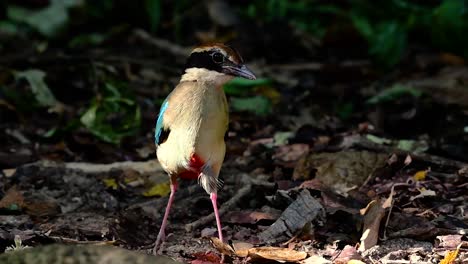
[[155, 99, 169, 145]]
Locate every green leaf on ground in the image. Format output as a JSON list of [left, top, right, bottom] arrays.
[[6, 0, 78, 37], [367, 84, 423, 104], [224, 78, 272, 96], [80, 82, 141, 144], [231, 95, 272, 116], [14, 69, 57, 107]]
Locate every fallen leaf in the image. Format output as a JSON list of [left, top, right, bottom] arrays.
[[232, 241, 254, 257], [2, 168, 16, 177], [303, 255, 332, 264], [191, 251, 221, 264], [334, 245, 362, 263], [358, 192, 393, 252], [440, 243, 462, 264], [103, 178, 118, 190], [14, 69, 57, 108], [273, 144, 309, 164], [410, 188, 436, 201], [436, 235, 463, 249], [209, 237, 235, 256], [413, 169, 429, 181], [347, 260, 366, 264], [142, 182, 170, 197], [247, 247, 307, 262], [225, 210, 279, 225], [294, 151, 388, 195], [0, 186, 24, 210]]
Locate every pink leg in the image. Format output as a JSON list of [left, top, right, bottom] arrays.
[[153, 178, 178, 254], [210, 192, 223, 242]]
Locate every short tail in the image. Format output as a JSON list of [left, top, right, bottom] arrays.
[[198, 164, 223, 194]]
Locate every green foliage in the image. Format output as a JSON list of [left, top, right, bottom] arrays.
[[6, 0, 79, 37], [244, 0, 468, 67], [145, 0, 161, 32], [1, 69, 58, 111], [223, 78, 272, 96], [367, 84, 422, 105], [80, 82, 141, 145], [13, 70, 57, 107], [231, 96, 272, 116]]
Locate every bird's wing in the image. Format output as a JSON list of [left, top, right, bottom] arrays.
[[155, 98, 170, 146]]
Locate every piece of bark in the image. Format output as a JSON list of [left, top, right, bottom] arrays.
[[0, 244, 181, 264], [259, 190, 325, 243]]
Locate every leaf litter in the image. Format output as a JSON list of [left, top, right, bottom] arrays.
[[1, 1, 468, 263]]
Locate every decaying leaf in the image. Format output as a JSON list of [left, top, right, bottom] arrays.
[[334, 245, 362, 263], [303, 255, 332, 264], [142, 182, 170, 197], [0, 186, 24, 210], [409, 188, 436, 201], [232, 241, 254, 257], [191, 251, 221, 264], [225, 210, 280, 225], [439, 242, 463, 264], [358, 192, 393, 252], [293, 151, 388, 195], [209, 237, 235, 256], [436, 235, 463, 249], [247, 246, 307, 262], [413, 169, 429, 181]]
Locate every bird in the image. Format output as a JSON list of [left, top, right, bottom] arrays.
[[153, 43, 256, 252]]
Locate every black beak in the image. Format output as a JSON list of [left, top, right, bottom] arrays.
[[222, 64, 256, 80]]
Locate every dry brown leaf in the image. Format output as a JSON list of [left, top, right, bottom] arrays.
[[0, 186, 24, 209], [358, 192, 393, 252], [232, 241, 254, 257], [225, 210, 279, 224], [303, 255, 331, 264], [209, 237, 235, 256], [247, 246, 307, 262], [436, 235, 463, 249], [294, 151, 388, 194], [334, 245, 362, 263]]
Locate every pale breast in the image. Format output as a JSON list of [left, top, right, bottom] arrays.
[[157, 81, 228, 175]]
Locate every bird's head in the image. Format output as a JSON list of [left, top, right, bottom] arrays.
[[181, 43, 256, 84]]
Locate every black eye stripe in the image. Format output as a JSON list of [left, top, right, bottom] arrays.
[[184, 51, 225, 73], [212, 52, 225, 63]]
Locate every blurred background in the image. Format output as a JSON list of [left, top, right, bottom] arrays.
[[0, 0, 467, 168]]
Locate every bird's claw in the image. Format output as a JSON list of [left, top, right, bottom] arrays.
[[152, 231, 166, 255]]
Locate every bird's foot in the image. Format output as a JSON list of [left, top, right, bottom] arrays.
[[152, 231, 166, 255]]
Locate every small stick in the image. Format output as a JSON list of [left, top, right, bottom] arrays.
[[185, 174, 254, 232]]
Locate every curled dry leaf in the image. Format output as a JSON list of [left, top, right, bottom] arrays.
[[232, 241, 254, 257], [303, 255, 332, 264], [225, 210, 279, 224], [358, 191, 393, 252], [209, 237, 235, 256], [247, 246, 307, 262]]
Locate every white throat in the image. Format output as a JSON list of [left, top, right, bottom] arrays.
[[181, 68, 233, 85]]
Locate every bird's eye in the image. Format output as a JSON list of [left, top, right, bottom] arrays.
[[212, 52, 224, 64]]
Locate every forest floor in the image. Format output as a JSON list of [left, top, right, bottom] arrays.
[[0, 14, 468, 264]]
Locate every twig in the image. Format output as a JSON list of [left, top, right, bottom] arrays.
[[133, 29, 191, 58], [18, 159, 164, 175], [185, 174, 254, 232], [47, 236, 116, 245]]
